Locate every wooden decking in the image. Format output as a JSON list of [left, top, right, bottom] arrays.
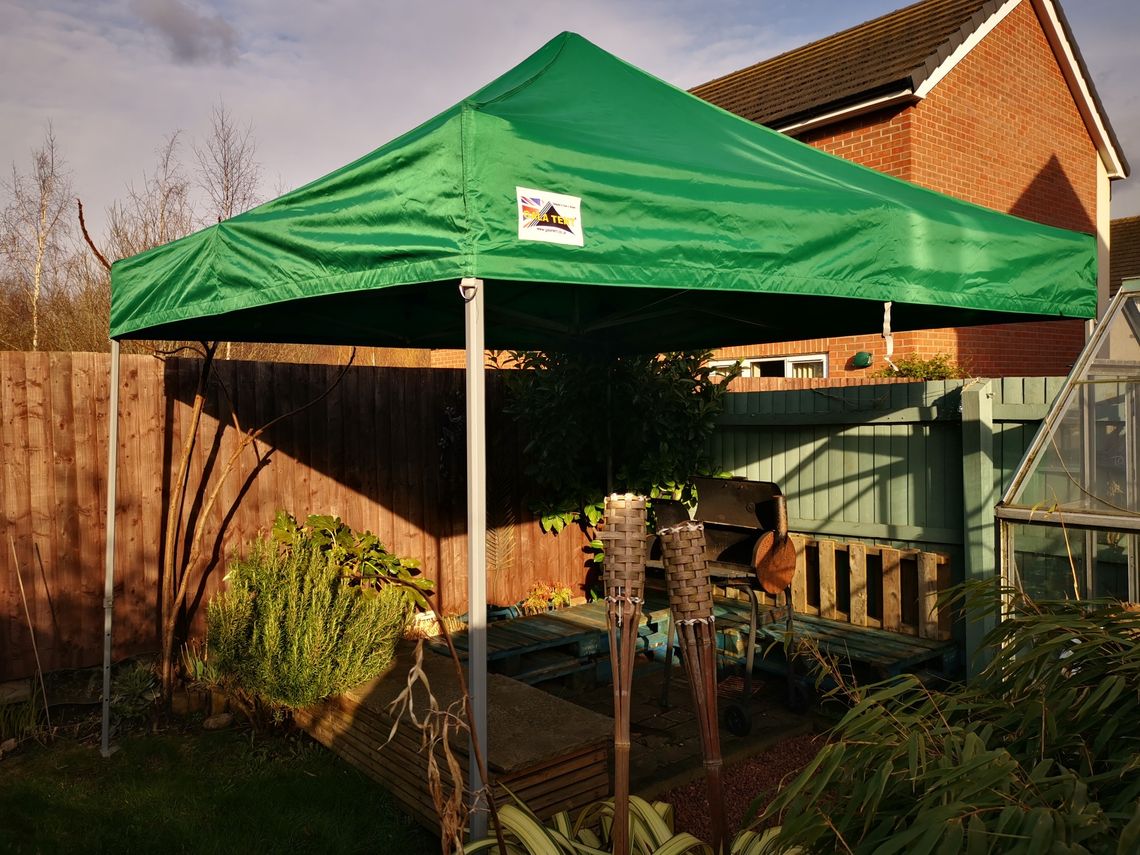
[[713, 597, 958, 676], [428, 599, 672, 685], [296, 642, 613, 833], [434, 587, 957, 686], [299, 592, 956, 832]]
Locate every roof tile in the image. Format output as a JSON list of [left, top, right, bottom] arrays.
[[691, 0, 997, 127], [1111, 216, 1140, 296]]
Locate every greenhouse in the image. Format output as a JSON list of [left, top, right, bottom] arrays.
[[997, 282, 1140, 603]]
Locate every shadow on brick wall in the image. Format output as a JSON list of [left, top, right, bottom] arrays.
[[1010, 155, 1094, 235]]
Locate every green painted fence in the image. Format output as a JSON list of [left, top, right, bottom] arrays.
[[711, 376, 1067, 673]]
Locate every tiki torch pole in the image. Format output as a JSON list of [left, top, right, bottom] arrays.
[[658, 521, 728, 854], [599, 494, 647, 855]]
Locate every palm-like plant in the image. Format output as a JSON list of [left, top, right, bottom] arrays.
[[752, 584, 1140, 854]]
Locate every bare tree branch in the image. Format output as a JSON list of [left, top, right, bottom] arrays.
[[160, 348, 357, 699], [106, 132, 194, 261], [160, 341, 217, 699], [76, 198, 111, 271]]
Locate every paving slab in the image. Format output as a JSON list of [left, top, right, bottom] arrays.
[[554, 658, 814, 799]]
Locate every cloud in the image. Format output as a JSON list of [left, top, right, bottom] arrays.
[[133, 0, 238, 65], [0, 0, 1134, 246]]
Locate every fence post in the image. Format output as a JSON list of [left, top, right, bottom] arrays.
[[101, 341, 122, 757], [961, 380, 995, 679]]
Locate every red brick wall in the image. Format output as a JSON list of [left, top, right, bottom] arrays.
[[910, 1, 1096, 232], [712, 1, 1096, 379], [798, 108, 914, 179]]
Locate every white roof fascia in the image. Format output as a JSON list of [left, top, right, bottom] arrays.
[[778, 0, 1127, 179], [914, 0, 1022, 98], [776, 89, 915, 136], [1031, 0, 1127, 179]]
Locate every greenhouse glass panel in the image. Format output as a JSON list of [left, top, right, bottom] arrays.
[[1005, 522, 1133, 602], [1004, 288, 1140, 522], [999, 284, 1140, 604]]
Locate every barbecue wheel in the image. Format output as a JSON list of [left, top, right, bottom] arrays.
[[786, 680, 812, 714], [724, 702, 751, 737]]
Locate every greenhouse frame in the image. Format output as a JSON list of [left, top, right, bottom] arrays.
[[997, 282, 1140, 603]]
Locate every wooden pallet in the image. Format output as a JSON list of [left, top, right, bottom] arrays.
[[711, 596, 957, 677], [787, 536, 952, 640], [296, 642, 613, 834], [653, 535, 952, 642], [430, 600, 671, 685]]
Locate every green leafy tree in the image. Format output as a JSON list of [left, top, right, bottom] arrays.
[[501, 350, 738, 532]]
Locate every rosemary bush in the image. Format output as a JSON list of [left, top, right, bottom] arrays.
[[206, 535, 412, 712]]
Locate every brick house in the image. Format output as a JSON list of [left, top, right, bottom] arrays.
[[693, 0, 1129, 378], [1111, 216, 1140, 298]]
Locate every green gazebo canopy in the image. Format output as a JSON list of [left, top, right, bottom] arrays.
[[110, 32, 1095, 350], [103, 31, 1099, 817]]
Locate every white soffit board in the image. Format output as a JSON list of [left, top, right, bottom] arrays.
[[776, 89, 914, 135], [914, 0, 1126, 179]]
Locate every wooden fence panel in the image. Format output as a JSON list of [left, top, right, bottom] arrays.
[[714, 380, 968, 546], [1, 354, 589, 681], [2, 361, 1066, 681], [712, 376, 1062, 556]]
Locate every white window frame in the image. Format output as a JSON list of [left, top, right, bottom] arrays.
[[711, 354, 828, 379], [708, 358, 744, 378]]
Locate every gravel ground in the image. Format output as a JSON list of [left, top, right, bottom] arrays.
[[661, 731, 823, 842]]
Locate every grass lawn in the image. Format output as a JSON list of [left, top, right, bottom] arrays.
[[0, 727, 438, 854]]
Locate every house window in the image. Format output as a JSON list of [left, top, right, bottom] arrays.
[[709, 354, 828, 379]]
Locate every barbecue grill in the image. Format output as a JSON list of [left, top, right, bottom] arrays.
[[652, 476, 799, 734]]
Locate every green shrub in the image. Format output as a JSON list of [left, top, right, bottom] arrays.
[[755, 586, 1140, 853], [271, 511, 433, 607], [206, 534, 412, 712], [875, 352, 968, 380]]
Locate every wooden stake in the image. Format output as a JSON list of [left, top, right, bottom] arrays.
[[9, 534, 52, 735], [600, 494, 648, 855], [658, 522, 727, 854]]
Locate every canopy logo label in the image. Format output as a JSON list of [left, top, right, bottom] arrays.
[[516, 186, 583, 246]]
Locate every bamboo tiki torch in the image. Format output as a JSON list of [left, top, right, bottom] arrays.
[[599, 494, 648, 855], [658, 521, 728, 854]]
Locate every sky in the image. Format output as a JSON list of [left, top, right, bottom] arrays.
[[1, 0, 1137, 241]]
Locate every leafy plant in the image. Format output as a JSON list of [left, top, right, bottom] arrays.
[[0, 687, 43, 744], [272, 511, 433, 608], [875, 352, 967, 380], [464, 792, 714, 855], [111, 661, 160, 726], [206, 532, 413, 713], [519, 582, 573, 615], [753, 584, 1140, 854], [502, 350, 738, 533], [181, 639, 221, 689]]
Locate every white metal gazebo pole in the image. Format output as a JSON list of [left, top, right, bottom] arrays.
[[100, 340, 122, 757], [460, 278, 489, 840]]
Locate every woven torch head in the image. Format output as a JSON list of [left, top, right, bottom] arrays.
[[658, 520, 714, 622], [599, 493, 648, 601]]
